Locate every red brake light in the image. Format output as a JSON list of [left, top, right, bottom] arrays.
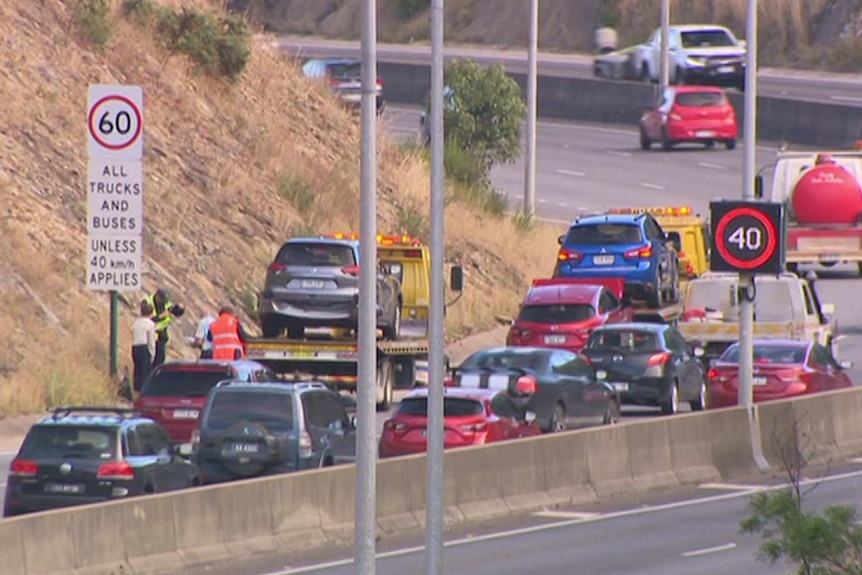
[[647, 352, 671, 366], [328, 78, 340, 87], [376, 77, 384, 88], [460, 422, 487, 433], [268, 262, 286, 274], [341, 265, 361, 276], [10, 459, 38, 477], [97, 462, 135, 480], [444, 375, 456, 387], [707, 369, 718, 380], [624, 245, 653, 259], [404, 249, 422, 258], [682, 308, 707, 322], [515, 375, 538, 395], [383, 420, 407, 432], [558, 248, 583, 262]]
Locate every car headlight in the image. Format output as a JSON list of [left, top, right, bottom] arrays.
[[596, 369, 608, 381], [685, 57, 706, 66]]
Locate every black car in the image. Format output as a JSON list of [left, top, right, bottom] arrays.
[[448, 347, 620, 433], [3, 407, 199, 517], [189, 381, 356, 485], [581, 323, 707, 415]]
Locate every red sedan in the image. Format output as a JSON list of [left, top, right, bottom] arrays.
[[707, 340, 853, 408], [507, 278, 634, 352], [639, 85, 738, 151], [378, 387, 542, 458]]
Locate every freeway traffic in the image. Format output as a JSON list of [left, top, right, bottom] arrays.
[[278, 36, 862, 107]]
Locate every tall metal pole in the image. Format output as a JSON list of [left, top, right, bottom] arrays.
[[738, 0, 758, 408], [355, 0, 377, 572], [523, 0, 539, 217], [426, 0, 446, 573], [659, 0, 670, 91], [109, 290, 119, 379]]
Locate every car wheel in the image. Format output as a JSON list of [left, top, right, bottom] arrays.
[[639, 127, 652, 150], [661, 381, 680, 415], [261, 316, 282, 338], [548, 404, 566, 433], [641, 63, 651, 82], [661, 127, 673, 151], [705, 140, 715, 149], [690, 381, 708, 412], [666, 263, 680, 303], [602, 400, 621, 425], [286, 324, 305, 340], [383, 304, 401, 341], [725, 139, 737, 150]]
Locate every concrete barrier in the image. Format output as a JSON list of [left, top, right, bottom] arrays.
[[10, 387, 862, 575], [378, 62, 862, 148]]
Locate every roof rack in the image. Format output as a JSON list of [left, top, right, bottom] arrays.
[[48, 406, 138, 420], [215, 380, 329, 390]]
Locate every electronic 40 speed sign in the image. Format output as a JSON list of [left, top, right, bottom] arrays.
[[709, 200, 786, 275]]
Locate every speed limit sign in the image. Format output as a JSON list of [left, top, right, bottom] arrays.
[[709, 201, 785, 275], [88, 85, 143, 160]]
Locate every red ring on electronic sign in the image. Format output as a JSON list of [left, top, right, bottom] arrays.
[[88, 94, 143, 150], [714, 207, 778, 270]]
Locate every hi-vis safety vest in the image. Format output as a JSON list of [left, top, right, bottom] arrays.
[[210, 314, 244, 361], [146, 295, 176, 333]]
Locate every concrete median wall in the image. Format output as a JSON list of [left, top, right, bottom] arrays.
[[7, 387, 862, 575], [378, 62, 862, 148]]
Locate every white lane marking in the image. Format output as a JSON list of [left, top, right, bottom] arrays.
[[264, 469, 862, 575], [538, 198, 549, 204], [557, 202, 570, 207], [698, 162, 726, 170], [641, 182, 665, 190], [830, 95, 862, 103], [681, 542, 737, 558], [699, 482, 766, 492], [606, 150, 631, 158], [557, 169, 585, 177], [533, 510, 601, 520]]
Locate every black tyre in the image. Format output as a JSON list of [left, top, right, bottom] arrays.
[[286, 324, 305, 340], [383, 304, 401, 341], [261, 316, 282, 338], [603, 401, 621, 425], [661, 127, 673, 151], [548, 404, 566, 433], [640, 128, 652, 150], [725, 139, 737, 150], [705, 141, 716, 149], [660, 381, 680, 415], [690, 381, 707, 412], [641, 63, 651, 82]]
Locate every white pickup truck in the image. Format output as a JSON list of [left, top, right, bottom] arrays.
[[676, 272, 836, 362], [632, 24, 746, 91]]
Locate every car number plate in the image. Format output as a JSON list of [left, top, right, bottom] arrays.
[[224, 443, 261, 455], [172, 409, 199, 419], [593, 255, 615, 265], [44, 482, 85, 494], [612, 383, 629, 392], [753, 376, 768, 386], [696, 130, 716, 137], [718, 65, 734, 73], [544, 335, 566, 344], [301, 279, 325, 289]]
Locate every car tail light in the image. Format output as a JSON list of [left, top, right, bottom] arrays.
[[707, 368, 729, 382], [268, 261, 287, 274], [444, 375, 456, 387], [376, 78, 384, 88], [647, 352, 671, 366], [298, 431, 313, 457], [509, 327, 532, 341], [97, 462, 135, 480], [383, 420, 407, 432], [557, 248, 583, 262], [10, 459, 38, 477], [460, 422, 487, 433], [341, 265, 361, 276], [515, 375, 538, 395], [624, 245, 653, 259], [682, 308, 707, 322]]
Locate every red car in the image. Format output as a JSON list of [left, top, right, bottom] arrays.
[[133, 359, 278, 443], [507, 278, 634, 352], [639, 85, 738, 151], [707, 340, 853, 408], [378, 387, 543, 458]]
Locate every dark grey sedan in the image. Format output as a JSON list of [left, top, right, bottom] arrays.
[[448, 347, 620, 433]]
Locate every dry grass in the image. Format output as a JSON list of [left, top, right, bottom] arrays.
[[0, 0, 562, 415]]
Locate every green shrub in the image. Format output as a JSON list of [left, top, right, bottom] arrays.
[[396, 0, 429, 21], [444, 140, 486, 188], [278, 173, 316, 215], [512, 210, 535, 232], [74, 0, 114, 47]]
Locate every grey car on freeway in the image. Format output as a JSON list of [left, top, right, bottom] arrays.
[[258, 237, 403, 340], [301, 58, 385, 114]]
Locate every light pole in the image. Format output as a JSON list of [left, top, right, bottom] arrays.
[[524, 0, 539, 216]]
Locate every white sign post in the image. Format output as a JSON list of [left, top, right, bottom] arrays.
[[87, 84, 144, 378]]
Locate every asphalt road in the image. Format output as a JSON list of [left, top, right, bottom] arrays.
[[181, 464, 862, 575], [278, 37, 862, 106]]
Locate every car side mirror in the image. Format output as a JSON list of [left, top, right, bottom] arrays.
[[754, 175, 764, 199], [178, 443, 195, 457], [450, 265, 464, 292], [557, 234, 565, 246], [693, 347, 705, 358], [840, 360, 853, 370], [524, 411, 537, 424]]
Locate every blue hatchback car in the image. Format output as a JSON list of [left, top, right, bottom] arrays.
[[553, 212, 680, 309]]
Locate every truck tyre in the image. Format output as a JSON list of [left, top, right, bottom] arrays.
[[376, 358, 395, 412], [640, 128, 652, 150], [286, 324, 305, 340], [661, 128, 673, 151], [725, 139, 736, 150], [383, 304, 401, 341], [394, 357, 415, 390], [647, 285, 664, 309], [261, 316, 282, 338]]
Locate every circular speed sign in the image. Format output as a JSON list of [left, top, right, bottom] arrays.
[[88, 94, 143, 151], [713, 206, 779, 270]]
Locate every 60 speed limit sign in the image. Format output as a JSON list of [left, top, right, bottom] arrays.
[[88, 85, 143, 160], [709, 201, 786, 275]]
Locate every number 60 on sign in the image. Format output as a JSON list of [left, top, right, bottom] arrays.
[[88, 85, 143, 160]]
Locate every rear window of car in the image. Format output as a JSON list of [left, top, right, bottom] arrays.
[[586, 330, 660, 352], [398, 397, 484, 417], [140, 367, 233, 397], [277, 242, 356, 267], [680, 29, 735, 48], [565, 224, 643, 245], [518, 304, 596, 323], [721, 345, 807, 364], [675, 92, 726, 107], [460, 350, 542, 371], [20, 426, 117, 460], [204, 391, 295, 432], [327, 62, 361, 78]]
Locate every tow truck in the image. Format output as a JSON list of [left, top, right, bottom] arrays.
[[245, 233, 463, 411]]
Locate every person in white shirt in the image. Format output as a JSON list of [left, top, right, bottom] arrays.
[[193, 309, 217, 359], [131, 299, 157, 393]]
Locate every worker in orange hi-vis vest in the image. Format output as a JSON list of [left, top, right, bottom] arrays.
[[209, 306, 251, 361]]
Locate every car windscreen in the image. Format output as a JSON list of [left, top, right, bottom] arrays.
[[686, 279, 795, 322], [675, 92, 726, 107], [721, 345, 807, 364], [327, 63, 361, 78], [20, 426, 117, 460], [398, 397, 484, 417], [140, 367, 233, 397], [518, 304, 596, 323], [277, 242, 356, 267], [204, 391, 295, 432], [459, 350, 542, 371], [680, 30, 735, 48], [586, 330, 660, 352], [565, 224, 643, 245]]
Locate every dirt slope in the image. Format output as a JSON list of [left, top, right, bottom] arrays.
[[0, 0, 562, 415]]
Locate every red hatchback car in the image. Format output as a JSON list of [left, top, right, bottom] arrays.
[[707, 340, 853, 408], [133, 359, 279, 443], [378, 387, 543, 458], [507, 278, 634, 353], [639, 85, 738, 151]]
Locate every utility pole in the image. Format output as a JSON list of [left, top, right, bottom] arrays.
[[425, 0, 446, 574], [355, 0, 377, 573], [659, 0, 670, 91], [524, 0, 539, 217]]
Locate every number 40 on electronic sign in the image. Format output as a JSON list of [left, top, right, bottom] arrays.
[[709, 200, 786, 275]]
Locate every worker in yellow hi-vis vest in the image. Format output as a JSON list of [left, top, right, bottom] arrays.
[[145, 288, 185, 367]]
